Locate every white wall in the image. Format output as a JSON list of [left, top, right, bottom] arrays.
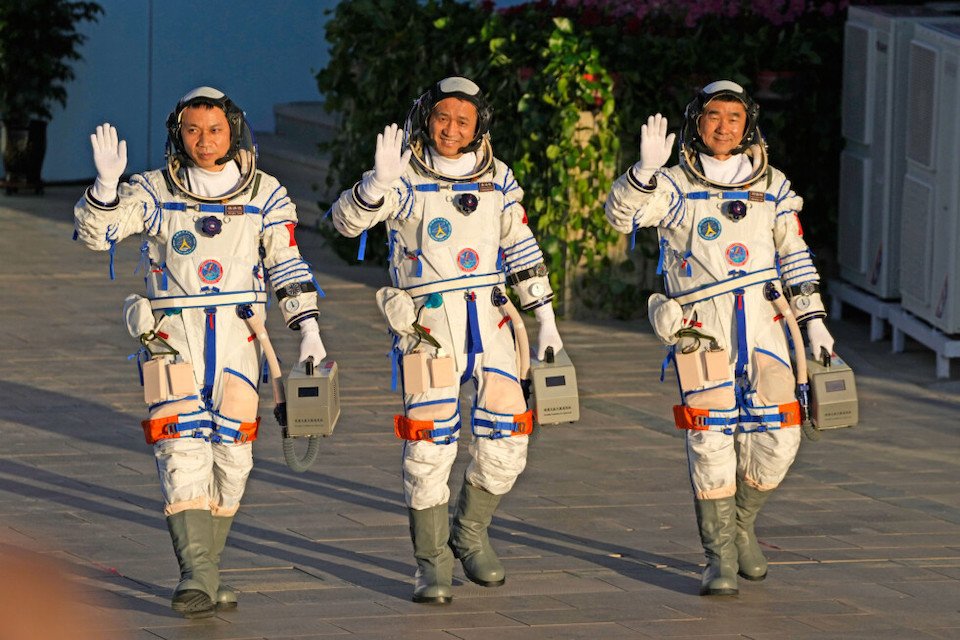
[[44, 0, 335, 181]]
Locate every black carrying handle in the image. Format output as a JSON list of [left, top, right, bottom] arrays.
[[819, 347, 831, 368]]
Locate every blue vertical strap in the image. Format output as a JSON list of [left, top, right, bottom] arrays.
[[405, 248, 423, 277], [630, 225, 638, 251], [734, 290, 748, 380], [134, 241, 150, 275], [202, 308, 217, 408], [465, 292, 484, 356], [659, 345, 675, 383], [390, 335, 401, 392], [460, 351, 476, 386], [160, 262, 169, 290], [310, 275, 326, 298], [108, 240, 117, 281], [357, 229, 368, 261], [72, 229, 79, 241], [261, 358, 269, 384], [656, 237, 668, 275]]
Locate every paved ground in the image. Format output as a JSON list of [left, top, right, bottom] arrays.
[[1, 186, 959, 640]]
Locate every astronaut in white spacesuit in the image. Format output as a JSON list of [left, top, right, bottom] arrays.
[[74, 87, 326, 618], [605, 81, 836, 596], [332, 77, 563, 605]]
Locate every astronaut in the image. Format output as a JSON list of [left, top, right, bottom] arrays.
[[332, 77, 563, 605], [74, 87, 325, 618], [605, 81, 836, 596]]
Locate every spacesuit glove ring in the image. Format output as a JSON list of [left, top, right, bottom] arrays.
[[89, 122, 127, 202], [370, 123, 412, 194], [534, 305, 563, 361], [638, 113, 675, 174], [805, 317, 835, 362], [298, 317, 327, 364]]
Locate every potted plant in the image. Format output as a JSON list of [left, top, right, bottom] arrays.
[[0, 0, 102, 194]]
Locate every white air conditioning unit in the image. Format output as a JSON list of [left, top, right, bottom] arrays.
[[900, 21, 960, 334], [838, 6, 960, 299]]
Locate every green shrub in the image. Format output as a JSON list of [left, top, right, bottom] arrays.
[[315, 0, 848, 319]]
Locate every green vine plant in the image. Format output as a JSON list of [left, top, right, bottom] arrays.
[[512, 18, 622, 317]]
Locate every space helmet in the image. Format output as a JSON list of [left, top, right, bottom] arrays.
[[403, 76, 495, 181], [678, 80, 768, 188], [164, 86, 257, 200]]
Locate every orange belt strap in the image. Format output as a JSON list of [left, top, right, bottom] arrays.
[[141, 416, 191, 445], [394, 415, 439, 441], [512, 409, 534, 436], [673, 405, 714, 431], [778, 401, 802, 427]]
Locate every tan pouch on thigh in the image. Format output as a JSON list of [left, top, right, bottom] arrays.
[[220, 370, 260, 422]]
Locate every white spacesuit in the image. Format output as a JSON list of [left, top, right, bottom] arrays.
[[605, 81, 836, 596], [74, 87, 325, 618], [332, 77, 562, 605]]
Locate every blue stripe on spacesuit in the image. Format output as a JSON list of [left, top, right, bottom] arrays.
[[131, 176, 163, 234], [684, 381, 734, 401], [357, 229, 368, 261], [161, 202, 261, 215], [460, 352, 476, 386], [482, 367, 518, 383], [267, 257, 313, 286], [261, 185, 288, 215], [148, 395, 200, 413], [657, 172, 686, 228], [414, 182, 506, 193], [398, 178, 415, 219], [408, 398, 457, 410], [775, 208, 799, 219], [753, 348, 790, 369], [500, 171, 519, 195], [734, 290, 748, 380], [465, 295, 484, 356], [685, 191, 776, 201], [503, 236, 536, 254], [202, 308, 217, 408], [224, 367, 257, 391]]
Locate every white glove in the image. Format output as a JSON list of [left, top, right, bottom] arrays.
[[359, 123, 412, 203], [298, 317, 327, 364], [89, 122, 127, 203], [805, 317, 835, 361], [534, 305, 563, 361], [634, 113, 675, 185]]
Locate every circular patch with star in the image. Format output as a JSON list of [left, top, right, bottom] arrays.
[[697, 217, 722, 240], [457, 248, 479, 272], [725, 243, 749, 266], [171, 230, 197, 255], [428, 217, 452, 242], [198, 259, 224, 284]]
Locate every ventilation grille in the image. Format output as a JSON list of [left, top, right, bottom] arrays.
[[906, 42, 938, 168], [837, 151, 869, 274], [842, 23, 873, 144]]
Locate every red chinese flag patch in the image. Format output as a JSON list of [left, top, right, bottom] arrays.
[[286, 222, 297, 247]]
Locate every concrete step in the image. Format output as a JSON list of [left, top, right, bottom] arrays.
[[255, 131, 337, 229]]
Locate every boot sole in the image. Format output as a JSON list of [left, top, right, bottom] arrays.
[[700, 587, 739, 596], [412, 594, 452, 605], [738, 570, 767, 582], [466, 575, 505, 588], [172, 589, 216, 618]]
